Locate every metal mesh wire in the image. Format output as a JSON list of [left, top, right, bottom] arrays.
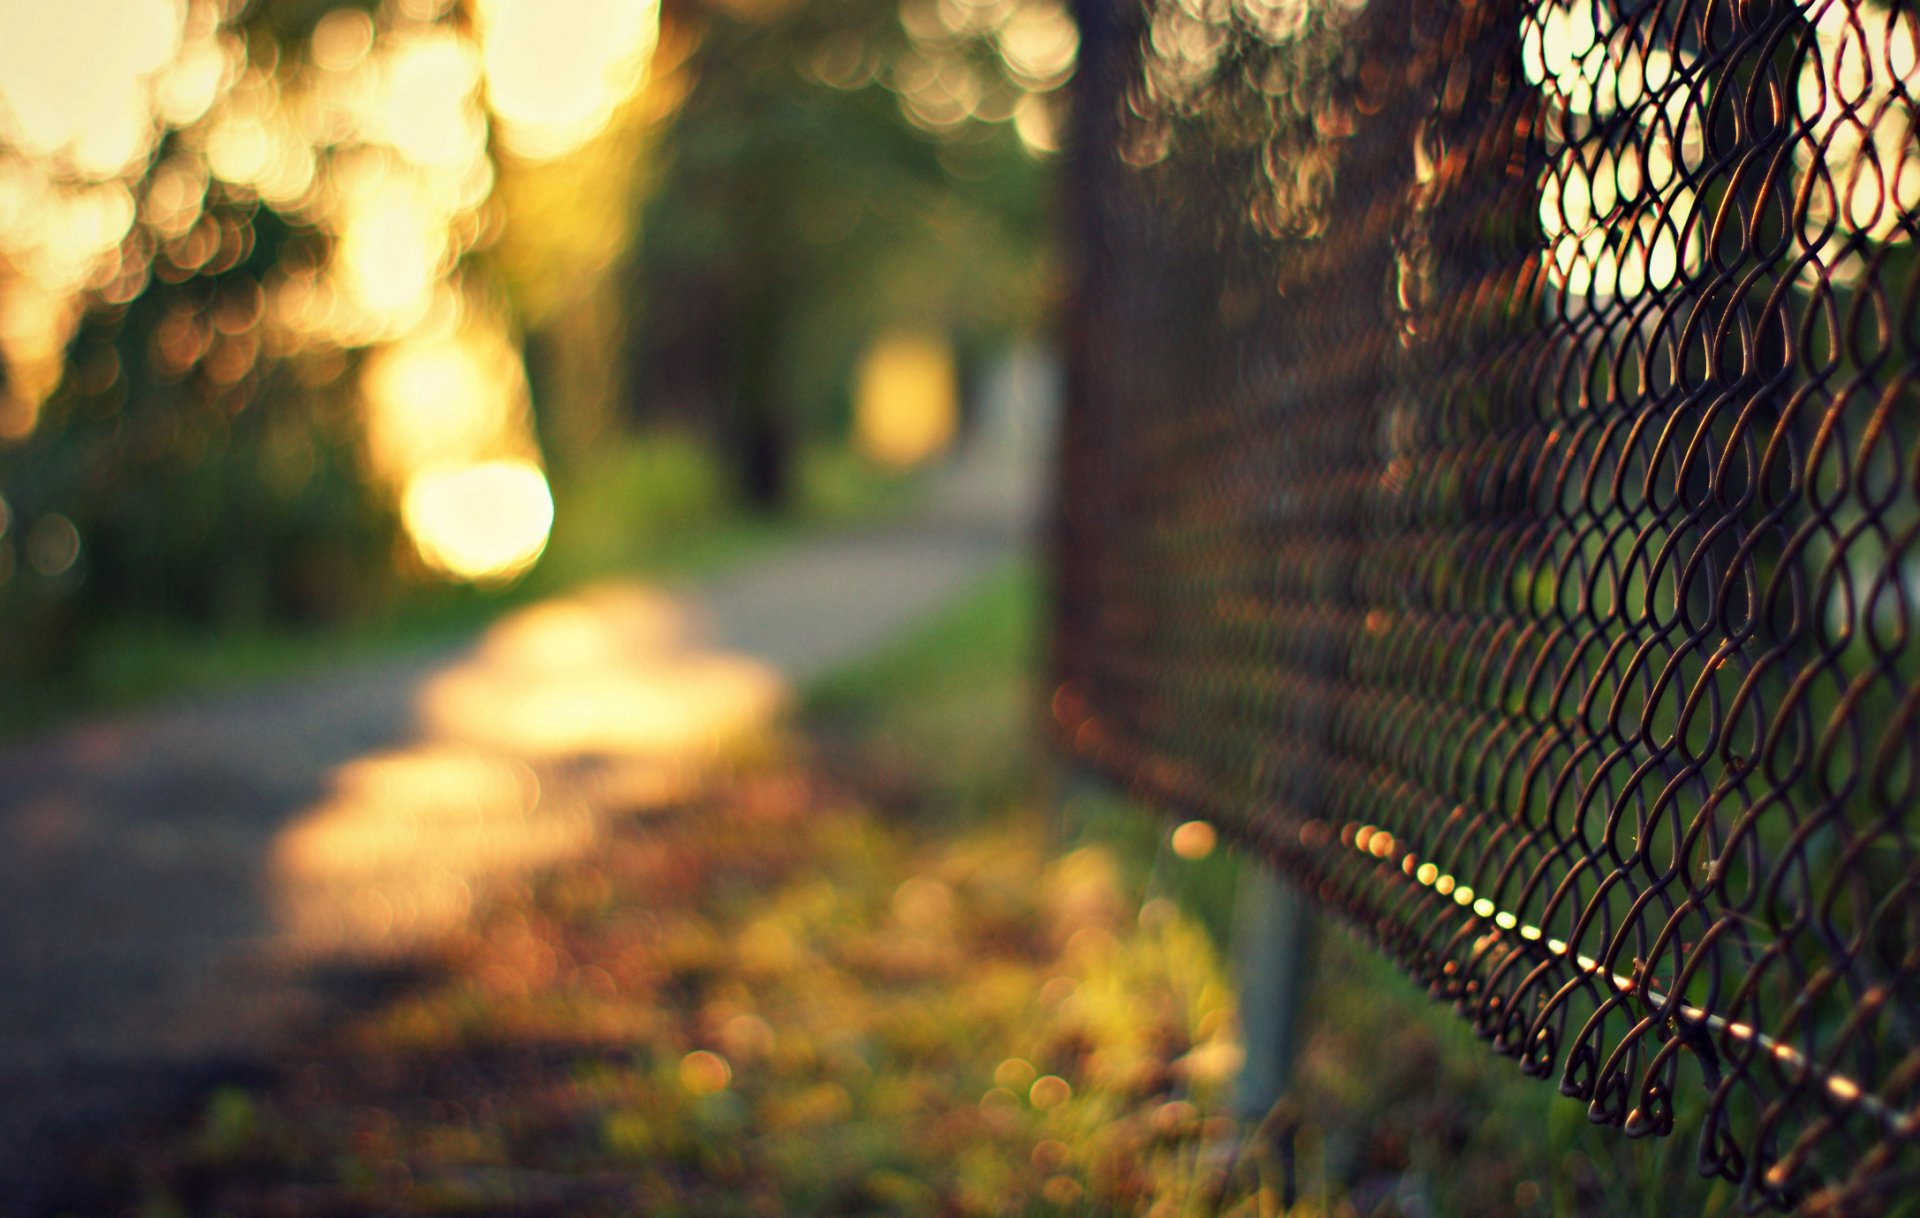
[[1050, 0, 1920, 1210]]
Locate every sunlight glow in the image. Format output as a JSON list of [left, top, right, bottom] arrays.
[[0, 0, 236, 433], [854, 332, 959, 469], [331, 156, 451, 334], [995, 0, 1078, 87], [1521, 1, 1704, 301], [359, 301, 555, 584], [1796, 0, 1920, 279], [476, 0, 663, 160], [421, 587, 785, 759], [273, 581, 784, 958], [480, 592, 689, 673], [270, 747, 583, 956], [890, 0, 1076, 143], [402, 459, 555, 583], [0, 0, 682, 605], [376, 27, 488, 172], [360, 307, 533, 487], [0, 0, 183, 178], [202, 70, 315, 208], [1012, 92, 1060, 155], [1523, 0, 1919, 301], [310, 8, 375, 74]]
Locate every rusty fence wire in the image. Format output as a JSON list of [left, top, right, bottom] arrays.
[[1050, 0, 1920, 1210]]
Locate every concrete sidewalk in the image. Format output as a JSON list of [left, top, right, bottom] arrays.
[[0, 349, 1056, 1213]]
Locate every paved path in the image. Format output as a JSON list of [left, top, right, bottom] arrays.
[[0, 349, 1056, 1214]]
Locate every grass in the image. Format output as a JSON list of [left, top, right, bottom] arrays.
[[806, 563, 1041, 813], [66, 562, 1763, 1217], [78, 562, 1262, 1218], [802, 568, 1749, 1218]]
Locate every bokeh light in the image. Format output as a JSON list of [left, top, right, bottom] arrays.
[[0, 0, 235, 435], [886, 0, 1076, 152], [401, 459, 555, 583], [1795, 0, 1920, 281], [358, 298, 556, 581], [0, 0, 686, 588], [476, 0, 663, 161], [360, 306, 527, 488], [1521, 0, 1920, 300], [0, 0, 184, 178], [1169, 820, 1216, 860], [0, 0, 1045, 612], [420, 586, 785, 758], [854, 331, 959, 469], [1520, 0, 1704, 300]]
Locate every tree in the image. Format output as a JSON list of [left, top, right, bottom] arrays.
[[634, 0, 1060, 508]]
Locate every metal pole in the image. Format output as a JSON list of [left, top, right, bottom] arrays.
[[1232, 860, 1314, 1116], [1229, 858, 1314, 1205]]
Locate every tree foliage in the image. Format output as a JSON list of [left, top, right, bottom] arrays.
[[634, 0, 1059, 506]]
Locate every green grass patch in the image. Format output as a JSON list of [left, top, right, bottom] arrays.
[[804, 561, 1039, 809], [97, 562, 1261, 1218], [78, 554, 1769, 1218], [816, 563, 1745, 1218]]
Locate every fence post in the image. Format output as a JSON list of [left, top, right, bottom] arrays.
[[1227, 860, 1315, 1205], [1231, 860, 1313, 1119]]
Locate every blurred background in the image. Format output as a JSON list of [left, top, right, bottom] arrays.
[[10, 2, 1906, 1215], [0, 0, 1070, 731]]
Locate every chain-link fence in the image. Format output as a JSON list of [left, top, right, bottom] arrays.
[[1050, 0, 1920, 1210]]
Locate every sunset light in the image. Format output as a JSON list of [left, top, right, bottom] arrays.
[[0, 0, 684, 586], [854, 332, 959, 469], [401, 459, 555, 583], [476, 0, 663, 160], [0, 0, 186, 178], [1521, 0, 1704, 299], [358, 299, 555, 582], [3, 0, 1918, 1214], [0, 0, 231, 435]]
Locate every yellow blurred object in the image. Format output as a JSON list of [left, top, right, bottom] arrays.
[[420, 586, 785, 757], [679, 1049, 732, 1095], [1169, 820, 1216, 860], [476, 0, 662, 161], [272, 577, 787, 959], [402, 459, 554, 583], [853, 332, 958, 469], [0, 0, 675, 456], [269, 747, 580, 956], [361, 298, 558, 585], [360, 309, 527, 486], [1028, 1074, 1072, 1109], [0, 0, 183, 178], [478, 589, 688, 673], [0, 0, 219, 435], [423, 648, 781, 759]]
